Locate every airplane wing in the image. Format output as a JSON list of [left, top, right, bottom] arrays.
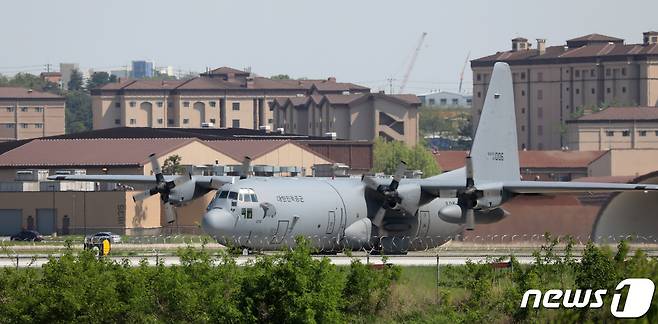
[[46, 174, 236, 188], [500, 181, 658, 194]]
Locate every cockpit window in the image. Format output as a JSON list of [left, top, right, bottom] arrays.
[[228, 191, 238, 200], [218, 191, 228, 199], [238, 188, 258, 203], [250, 194, 258, 202], [238, 193, 244, 201]]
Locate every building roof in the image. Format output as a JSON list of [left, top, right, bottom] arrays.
[[204, 66, 250, 76], [434, 150, 606, 171], [0, 87, 63, 99], [0, 138, 196, 167], [204, 140, 301, 161], [568, 107, 658, 122], [472, 33, 658, 67], [121, 79, 186, 91]]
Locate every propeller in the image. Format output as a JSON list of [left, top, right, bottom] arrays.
[[363, 161, 421, 233], [133, 153, 192, 224], [457, 156, 482, 230], [240, 156, 252, 180]]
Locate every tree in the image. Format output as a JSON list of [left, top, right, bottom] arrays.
[[162, 155, 186, 175], [67, 69, 84, 91], [372, 138, 440, 177], [65, 90, 92, 133], [270, 74, 291, 80], [86, 72, 116, 90], [419, 107, 451, 136]]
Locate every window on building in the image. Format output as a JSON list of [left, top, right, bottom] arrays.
[[157, 102, 163, 107], [621, 68, 626, 76], [168, 119, 174, 125], [521, 108, 525, 114], [440, 98, 447, 105], [477, 92, 481, 98], [520, 72, 526, 80], [537, 125, 543, 136], [232, 102, 240, 111], [20, 123, 28, 128], [114, 119, 120, 125], [232, 119, 240, 128], [537, 89, 543, 100], [622, 87, 627, 93], [537, 107, 543, 118], [5, 123, 14, 128], [130, 119, 136, 125], [537, 72, 543, 81], [157, 118, 163, 124], [521, 125, 525, 131], [20, 107, 28, 112], [606, 68, 611, 76], [575, 70, 580, 77], [428, 98, 435, 105], [521, 90, 525, 96], [476, 74, 481, 81], [606, 131, 614, 136], [537, 143, 543, 150], [639, 130, 647, 136], [182, 101, 190, 107], [566, 87, 570, 91], [466, 98, 472, 104], [622, 130, 630, 137], [115, 102, 121, 108], [34, 107, 43, 112], [451, 98, 459, 105], [210, 101, 216, 107], [591, 88, 595, 94], [168, 101, 173, 107], [6, 107, 13, 112], [129, 101, 136, 107], [268, 118, 273, 124], [209, 118, 216, 124], [607, 88, 611, 94], [183, 118, 189, 124], [35, 123, 43, 129], [590, 69, 595, 77], [575, 88, 580, 94]]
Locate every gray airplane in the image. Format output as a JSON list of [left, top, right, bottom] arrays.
[[50, 62, 658, 253]]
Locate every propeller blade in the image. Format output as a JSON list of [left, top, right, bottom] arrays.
[[464, 208, 475, 231], [164, 202, 177, 224], [465, 155, 474, 187], [133, 189, 156, 202], [390, 161, 407, 191], [362, 176, 380, 191], [172, 173, 192, 187], [372, 207, 387, 228], [149, 153, 164, 182], [240, 156, 252, 180]]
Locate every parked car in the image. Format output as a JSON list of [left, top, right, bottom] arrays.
[[10, 230, 43, 242], [85, 232, 122, 244]]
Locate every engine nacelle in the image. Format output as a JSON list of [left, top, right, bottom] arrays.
[[438, 204, 509, 224], [343, 218, 372, 249]]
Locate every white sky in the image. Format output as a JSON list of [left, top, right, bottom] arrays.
[[1, 0, 656, 94]]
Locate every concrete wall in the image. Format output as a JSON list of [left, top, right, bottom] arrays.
[[589, 149, 658, 177]]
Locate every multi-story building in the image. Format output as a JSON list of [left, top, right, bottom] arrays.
[[566, 107, 658, 150], [92, 66, 370, 132], [0, 87, 65, 142], [59, 63, 79, 90], [270, 93, 420, 146], [471, 31, 658, 150], [131, 60, 154, 79], [418, 91, 472, 108]]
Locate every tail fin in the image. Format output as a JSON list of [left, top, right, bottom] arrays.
[[470, 62, 520, 184]]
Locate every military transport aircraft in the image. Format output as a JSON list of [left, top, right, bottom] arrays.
[[50, 63, 658, 253]]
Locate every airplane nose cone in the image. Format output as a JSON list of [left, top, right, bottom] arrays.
[[202, 209, 235, 236]]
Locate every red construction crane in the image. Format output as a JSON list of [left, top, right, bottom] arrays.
[[398, 32, 427, 94]]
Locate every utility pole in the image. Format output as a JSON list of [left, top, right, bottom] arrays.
[[44, 63, 51, 73], [387, 78, 396, 94]]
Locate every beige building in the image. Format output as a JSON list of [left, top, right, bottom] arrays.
[[0, 87, 65, 142], [92, 66, 370, 131], [270, 93, 421, 146], [472, 31, 658, 150], [567, 107, 658, 150]]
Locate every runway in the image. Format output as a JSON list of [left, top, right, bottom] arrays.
[[0, 254, 545, 268]]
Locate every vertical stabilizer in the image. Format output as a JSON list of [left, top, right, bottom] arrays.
[[470, 62, 520, 184]]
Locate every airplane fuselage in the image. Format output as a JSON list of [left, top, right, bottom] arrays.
[[202, 177, 464, 252]]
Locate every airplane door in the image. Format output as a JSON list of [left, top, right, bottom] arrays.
[[271, 220, 289, 244], [418, 211, 430, 237], [325, 211, 336, 234]]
